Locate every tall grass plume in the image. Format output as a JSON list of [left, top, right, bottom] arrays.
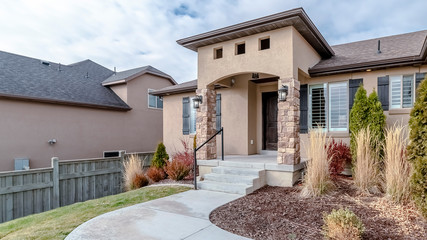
[[301, 128, 332, 197], [353, 128, 381, 194], [123, 154, 148, 191], [384, 125, 411, 203]]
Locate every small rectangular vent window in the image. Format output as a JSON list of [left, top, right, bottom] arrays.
[[103, 151, 125, 158], [236, 43, 245, 55], [260, 38, 270, 50], [214, 47, 223, 59]]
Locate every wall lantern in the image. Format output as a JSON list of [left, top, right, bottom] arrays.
[[193, 95, 203, 109], [278, 85, 288, 101]]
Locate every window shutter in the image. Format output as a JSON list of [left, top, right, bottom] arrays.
[[182, 97, 190, 135], [216, 94, 221, 132], [349, 78, 363, 110], [416, 72, 426, 92], [377, 76, 389, 111], [300, 84, 308, 133]]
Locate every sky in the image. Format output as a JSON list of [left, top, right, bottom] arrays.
[[0, 0, 426, 83]]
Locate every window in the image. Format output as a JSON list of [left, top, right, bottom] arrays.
[[214, 47, 223, 59], [148, 89, 163, 109], [260, 37, 270, 50], [390, 74, 414, 109], [236, 42, 245, 55], [309, 82, 348, 131]]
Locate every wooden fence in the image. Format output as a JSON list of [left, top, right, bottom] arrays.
[[0, 151, 153, 223]]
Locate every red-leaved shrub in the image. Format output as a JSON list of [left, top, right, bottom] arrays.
[[171, 139, 194, 179], [146, 166, 166, 182], [326, 139, 352, 176], [132, 173, 149, 189], [165, 158, 192, 181]]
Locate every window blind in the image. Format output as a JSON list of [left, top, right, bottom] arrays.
[[329, 82, 348, 131], [309, 85, 326, 129], [390, 75, 401, 109], [402, 75, 413, 108]]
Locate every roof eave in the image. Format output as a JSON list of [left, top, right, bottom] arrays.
[[102, 71, 177, 86], [0, 93, 132, 111], [176, 8, 334, 58], [151, 86, 197, 96]]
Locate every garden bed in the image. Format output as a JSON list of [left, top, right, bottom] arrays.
[[210, 177, 427, 240]]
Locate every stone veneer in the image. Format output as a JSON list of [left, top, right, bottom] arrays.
[[277, 78, 301, 165], [195, 87, 217, 160]]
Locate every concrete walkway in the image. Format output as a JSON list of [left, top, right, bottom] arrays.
[[66, 190, 251, 240]]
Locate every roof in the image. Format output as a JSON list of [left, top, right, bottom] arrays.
[[177, 8, 334, 58], [0, 51, 132, 110], [309, 30, 427, 76], [151, 80, 197, 96], [102, 65, 176, 86]]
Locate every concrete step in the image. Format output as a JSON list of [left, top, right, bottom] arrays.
[[204, 173, 257, 185], [218, 161, 265, 169], [197, 180, 253, 195], [212, 166, 264, 177]]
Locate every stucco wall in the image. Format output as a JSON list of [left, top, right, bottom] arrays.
[[0, 74, 173, 171], [197, 27, 294, 88], [292, 27, 321, 79]]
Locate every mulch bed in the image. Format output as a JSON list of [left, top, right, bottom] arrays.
[[210, 177, 427, 240]]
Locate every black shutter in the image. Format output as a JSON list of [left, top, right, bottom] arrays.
[[377, 76, 389, 111], [216, 94, 221, 132], [415, 72, 426, 92], [300, 84, 308, 133], [349, 78, 363, 110], [182, 97, 190, 135]]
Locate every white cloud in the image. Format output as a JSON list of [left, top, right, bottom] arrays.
[[0, 0, 426, 83]]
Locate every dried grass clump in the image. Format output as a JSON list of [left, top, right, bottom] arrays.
[[384, 125, 411, 203], [353, 128, 381, 194], [146, 166, 166, 182], [165, 158, 191, 181], [323, 208, 364, 240], [301, 128, 332, 197], [123, 154, 147, 191]]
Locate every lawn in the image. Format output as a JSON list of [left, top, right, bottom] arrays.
[[0, 185, 190, 240]]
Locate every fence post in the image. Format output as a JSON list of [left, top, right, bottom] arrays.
[[51, 157, 60, 209], [119, 151, 126, 190]]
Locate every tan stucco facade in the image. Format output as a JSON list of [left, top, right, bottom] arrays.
[[161, 25, 426, 161], [0, 74, 173, 171]]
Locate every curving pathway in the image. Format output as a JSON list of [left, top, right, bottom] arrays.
[[66, 189, 251, 240]]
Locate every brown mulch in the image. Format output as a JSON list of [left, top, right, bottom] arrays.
[[210, 177, 427, 240]]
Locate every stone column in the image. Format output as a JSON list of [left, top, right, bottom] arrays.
[[277, 78, 301, 165], [196, 87, 217, 160]]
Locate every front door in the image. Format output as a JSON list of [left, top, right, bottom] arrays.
[[262, 92, 278, 150]]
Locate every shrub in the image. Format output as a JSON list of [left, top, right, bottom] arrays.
[[146, 166, 166, 182], [407, 75, 427, 217], [151, 142, 169, 169], [349, 86, 386, 161], [353, 128, 381, 194], [367, 90, 386, 158], [349, 85, 369, 158], [384, 125, 411, 203], [123, 154, 147, 191], [323, 208, 364, 240], [301, 128, 332, 197], [173, 139, 194, 179], [327, 139, 352, 176], [165, 158, 192, 181]]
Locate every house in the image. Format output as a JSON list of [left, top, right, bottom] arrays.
[[152, 8, 427, 189], [0, 50, 176, 171]]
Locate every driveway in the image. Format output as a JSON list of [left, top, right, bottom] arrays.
[[66, 189, 251, 240]]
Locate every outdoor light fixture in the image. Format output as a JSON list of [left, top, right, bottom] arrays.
[[251, 73, 259, 79], [278, 85, 288, 101], [193, 95, 203, 109]]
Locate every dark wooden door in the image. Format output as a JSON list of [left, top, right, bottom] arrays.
[[262, 92, 278, 150]]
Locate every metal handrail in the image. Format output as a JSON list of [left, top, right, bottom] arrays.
[[193, 127, 224, 190]]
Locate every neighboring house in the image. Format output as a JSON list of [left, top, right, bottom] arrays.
[[0, 50, 176, 171], [152, 8, 426, 186]]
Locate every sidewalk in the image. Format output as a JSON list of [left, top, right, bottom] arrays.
[[66, 189, 251, 240]]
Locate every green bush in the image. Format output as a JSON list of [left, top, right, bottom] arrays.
[[151, 142, 169, 168], [367, 90, 386, 157], [407, 76, 427, 218], [323, 208, 364, 240], [349, 86, 386, 161], [349, 85, 369, 158]]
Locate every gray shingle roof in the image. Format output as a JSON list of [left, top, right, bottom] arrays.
[[102, 65, 176, 85], [151, 80, 197, 96], [309, 30, 427, 76], [0, 51, 130, 110]]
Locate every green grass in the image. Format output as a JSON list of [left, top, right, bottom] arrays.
[[0, 185, 190, 240]]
